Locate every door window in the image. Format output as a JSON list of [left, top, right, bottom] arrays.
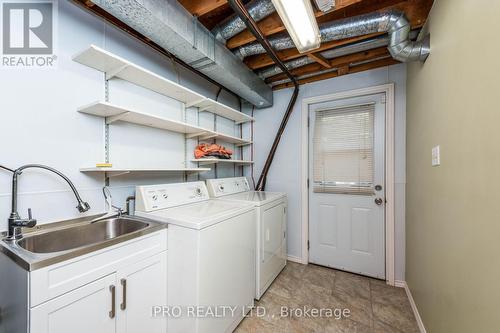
[[312, 103, 375, 194]]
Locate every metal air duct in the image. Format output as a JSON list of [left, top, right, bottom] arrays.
[[89, 0, 273, 108], [212, 0, 276, 42], [258, 30, 418, 79], [258, 35, 389, 79], [234, 10, 430, 63]]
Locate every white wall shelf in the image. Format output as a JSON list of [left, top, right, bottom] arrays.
[[73, 45, 255, 124], [186, 99, 255, 124], [80, 167, 210, 178], [199, 132, 253, 146], [78, 102, 212, 137], [78, 101, 253, 146], [191, 159, 253, 166]]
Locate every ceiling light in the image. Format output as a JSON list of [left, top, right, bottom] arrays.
[[271, 0, 321, 53]]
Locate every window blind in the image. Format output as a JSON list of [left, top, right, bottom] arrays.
[[313, 103, 375, 194]]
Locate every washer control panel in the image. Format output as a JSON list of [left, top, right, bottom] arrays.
[[135, 181, 209, 212], [206, 177, 250, 198]]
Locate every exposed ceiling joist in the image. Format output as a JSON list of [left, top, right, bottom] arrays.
[[178, 0, 228, 17], [267, 47, 390, 83], [272, 57, 399, 90], [242, 0, 430, 70], [174, 0, 433, 89], [307, 53, 332, 69], [245, 32, 383, 70], [226, 0, 365, 49]]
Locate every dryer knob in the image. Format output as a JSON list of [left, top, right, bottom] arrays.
[[195, 188, 202, 196], [218, 185, 224, 192]]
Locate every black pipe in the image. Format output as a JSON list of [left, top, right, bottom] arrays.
[[0, 165, 14, 173], [228, 0, 299, 191]]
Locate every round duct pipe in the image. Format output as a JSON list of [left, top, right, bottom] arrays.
[[234, 11, 430, 63]]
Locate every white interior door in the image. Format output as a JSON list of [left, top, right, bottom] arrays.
[[308, 93, 386, 279]]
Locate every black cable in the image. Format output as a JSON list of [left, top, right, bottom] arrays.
[[228, 0, 299, 191], [0, 165, 15, 173]]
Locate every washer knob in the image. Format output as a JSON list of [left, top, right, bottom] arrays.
[[195, 187, 202, 196], [218, 185, 224, 192]]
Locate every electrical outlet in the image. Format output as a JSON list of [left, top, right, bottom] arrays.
[[432, 145, 440, 166]]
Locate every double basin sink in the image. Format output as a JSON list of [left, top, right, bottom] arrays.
[[0, 214, 165, 271]]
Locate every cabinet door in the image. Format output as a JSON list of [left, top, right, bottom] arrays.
[[30, 274, 116, 333], [116, 252, 167, 333]]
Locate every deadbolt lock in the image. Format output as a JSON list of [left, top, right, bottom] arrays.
[[375, 185, 382, 191]]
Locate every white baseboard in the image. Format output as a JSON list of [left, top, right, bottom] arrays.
[[286, 255, 305, 264], [397, 281, 427, 333], [394, 280, 406, 288]]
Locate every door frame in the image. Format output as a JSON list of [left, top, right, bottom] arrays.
[[300, 83, 396, 285]]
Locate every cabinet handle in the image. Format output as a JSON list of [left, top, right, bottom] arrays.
[[120, 278, 127, 310], [109, 285, 116, 319]]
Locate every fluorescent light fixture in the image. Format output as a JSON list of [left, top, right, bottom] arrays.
[[271, 0, 321, 53]]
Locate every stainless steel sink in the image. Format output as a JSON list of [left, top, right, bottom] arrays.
[[0, 214, 166, 271], [17, 217, 149, 253]]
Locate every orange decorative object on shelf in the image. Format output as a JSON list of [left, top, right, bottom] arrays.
[[194, 143, 233, 160]]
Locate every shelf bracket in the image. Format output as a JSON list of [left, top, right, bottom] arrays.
[[185, 98, 205, 108], [106, 64, 129, 80], [106, 171, 131, 178], [236, 142, 252, 147], [106, 112, 130, 124], [198, 105, 213, 112], [186, 131, 209, 139], [199, 134, 218, 140]]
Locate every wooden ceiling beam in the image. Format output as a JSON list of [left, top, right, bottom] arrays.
[[272, 57, 399, 90], [226, 0, 365, 49], [245, 32, 382, 70], [267, 47, 390, 83], [307, 53, 332, 68], [244, 0, 431, 70], [178, 0, 228, 17], [337, 65, 350, 76]]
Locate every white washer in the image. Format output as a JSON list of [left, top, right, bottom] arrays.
[[206, 177, 287, 300], [135, 181, 255, 333]]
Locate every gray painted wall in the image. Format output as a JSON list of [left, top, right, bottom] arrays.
[[250, 64, 407, 281]]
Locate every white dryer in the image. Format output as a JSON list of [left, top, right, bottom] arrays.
[[135, 181, 255, 333], [206, 177, 287, 300]]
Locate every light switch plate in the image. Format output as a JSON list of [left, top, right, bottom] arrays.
[[432, 145, 440, 166]]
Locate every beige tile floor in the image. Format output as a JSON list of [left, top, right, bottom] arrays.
[[235, 262, 419, 333]]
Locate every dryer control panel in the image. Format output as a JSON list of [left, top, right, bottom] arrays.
[[206, 177, 250, 198], [135, 181, 209, 212]]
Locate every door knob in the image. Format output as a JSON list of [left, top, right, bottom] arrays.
[[374, 198, 384, 205]]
